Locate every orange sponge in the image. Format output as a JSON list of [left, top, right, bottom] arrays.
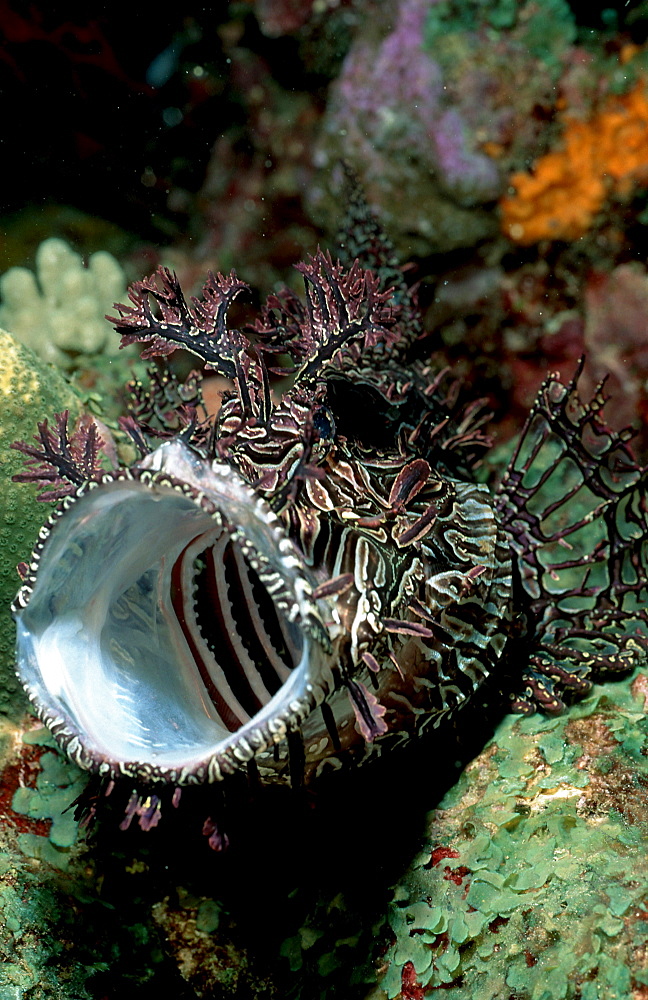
[[501, 80, 648, 244]]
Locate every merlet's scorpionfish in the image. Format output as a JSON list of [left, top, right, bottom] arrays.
[[11, 195, 648, 836]]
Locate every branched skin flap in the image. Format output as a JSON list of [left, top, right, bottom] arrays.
[[10, 197, 648, 840]]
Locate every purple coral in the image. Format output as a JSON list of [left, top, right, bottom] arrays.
[[332, 0, 500, 205], [311, 0, 502, 256], [311, 0, 571, 256]]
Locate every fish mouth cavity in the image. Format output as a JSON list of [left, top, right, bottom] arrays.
[[13, 441, 335, 786]]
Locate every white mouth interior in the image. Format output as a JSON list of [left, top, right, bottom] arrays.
[[15, 479, 315, 773]]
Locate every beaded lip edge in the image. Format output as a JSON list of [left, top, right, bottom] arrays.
[[12, 455, 341, 786]]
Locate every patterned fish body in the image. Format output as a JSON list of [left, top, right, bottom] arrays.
[[11, 207, 648, 825]]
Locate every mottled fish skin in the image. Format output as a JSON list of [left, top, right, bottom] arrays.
[[10, 193, 648, 833]]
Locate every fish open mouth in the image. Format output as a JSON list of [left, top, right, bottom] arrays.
[[13, 441, 336, 785]]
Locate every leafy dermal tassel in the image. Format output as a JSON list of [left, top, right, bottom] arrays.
[[108, 266, 249, 376], [11, 410, 109, 500]]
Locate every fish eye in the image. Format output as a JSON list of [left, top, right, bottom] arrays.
[[312, 405, 336, 442]]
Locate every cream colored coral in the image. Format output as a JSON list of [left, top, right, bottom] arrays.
[[0, 238, 128, 367]]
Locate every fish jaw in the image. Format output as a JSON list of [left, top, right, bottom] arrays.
[[13, 440, 341, 786]]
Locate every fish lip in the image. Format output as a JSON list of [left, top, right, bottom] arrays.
[[13, 441, 335, 786]]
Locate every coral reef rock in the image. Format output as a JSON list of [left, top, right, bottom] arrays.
[[310, 0, 575, 256], [378, 669, 648, 999], [0, 328, 81, 715]]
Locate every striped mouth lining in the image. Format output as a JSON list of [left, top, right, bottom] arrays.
[[175, 530, 300, 733], [13, 454, 332, 784]]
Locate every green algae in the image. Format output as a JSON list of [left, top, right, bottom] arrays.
[[0, 329, 81, 717], [0, 728, 183, 997], [253, 675, 648, 999], [196, 899, 222, 934], [0, 845, 94, 999], [378, 670, 648, 999], [11, 728, 88, 870]]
